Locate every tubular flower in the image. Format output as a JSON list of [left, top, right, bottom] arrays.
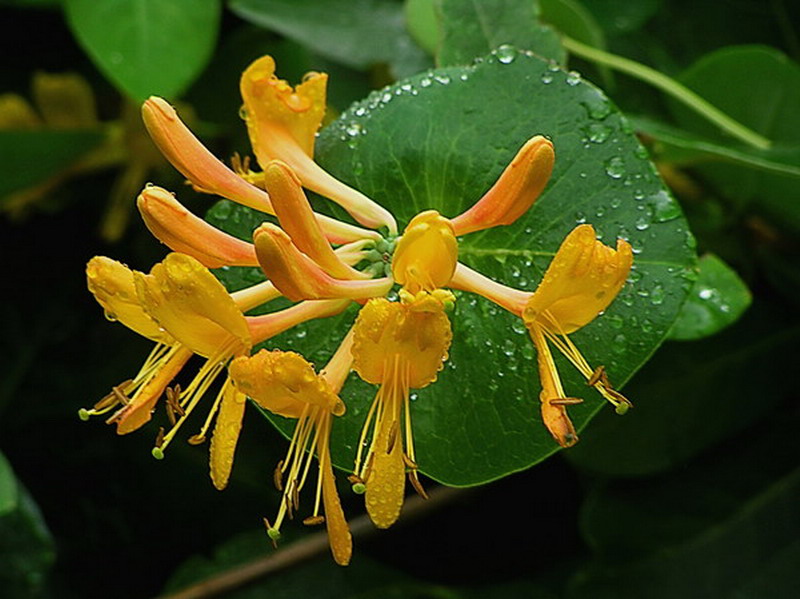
[[350, 211, 457, 529], [87, 51, 639, 563], [451, 224, 633, 447], [229, 332, 355, 566], [82, 252, 350, 490]]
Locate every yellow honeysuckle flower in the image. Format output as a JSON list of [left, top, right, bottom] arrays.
[[229, 333, 354, 566], [239, 56, 397, 233], [451, 224, 633, 447], [89, 52, 638, 561], [83, 252, 350, 489]]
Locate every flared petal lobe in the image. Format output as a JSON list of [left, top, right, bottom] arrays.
[[209, 380, 248, 490], [134, 253, 251, 357], [240, 55, 327, 159], [352, 297, 452, 388], [86, 256, 174, 345], [229, 349, 345, 417], [392, 211, 458, 293], [522, 224, 633, 334]]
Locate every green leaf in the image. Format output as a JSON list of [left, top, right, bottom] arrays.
[[211, 48, 695, 487], [567, 299, 798, 477], [0, 452, 55, 598], [580, 0, 661, 35], [571, 414, 800, 598], [437, 0, 565, 66], [405, 0, 439, 55], [64, 0, 221, 101], [668, 254, 751, 341], [540, 0, 612, 86], [0, 129, 103, 202], [229, 0, 432, 79], [631, 115, 800, 179], [669, 45, 800, 228]]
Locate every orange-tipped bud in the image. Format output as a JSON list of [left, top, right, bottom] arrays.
[[264, 161, 363, 279], [253, 224, 393, 302], [451, 136, 554, 236], [137, 185, 258, 268], [142, 97, 274, 213]]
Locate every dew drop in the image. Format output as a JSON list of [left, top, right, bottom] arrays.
[[354, 107, 366, 117], [650, 283, 665, 305], [434, 74, 451, 84], [650, 190, 681, 222], [495, 44, 517, 64], [420, 77, 432, 88], [565, 71, 581, 86], [604, 156, 626, 179], [346, 122, 362, 137], [540, 72, 554, 84], [586, 123, 611, 144]]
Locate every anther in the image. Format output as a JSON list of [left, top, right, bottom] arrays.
[[187, 434, 206, 445], [273, 460, 285, 491], [386, 420, 399, 454], [402, 454, 418, 470], [303, 515, 325, 526], [111, 383, 132, 406], [549, 397, 584, 406], [587, 365, 605, 387], [408, 472, 429, 500], [154, 426, 165, 448]]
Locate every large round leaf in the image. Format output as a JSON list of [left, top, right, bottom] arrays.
[[210, 48, 696, 486]]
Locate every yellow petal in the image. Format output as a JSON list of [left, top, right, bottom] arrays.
[[522, 225, 633, 334], [529, 324, 578, 447], [264, 161, 363, 279], [115, 346, 193, 434], [137, 185, 258, 268], [253, 223, 392, 301], [240, 55, 327, 160], [86, 256, 174, 344], [134, 253, 251, 357], [365, 398, 406, 529], [392, 210, 458, 293], [209, 380, 247, 490], [352, 297, 452, 389], [32, 72, 98, 128], [229, 350, 344, 417], [320, 426, 352, 565], [451, 136, 554, 235]]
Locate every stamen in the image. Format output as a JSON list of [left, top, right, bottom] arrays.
[[408, 471, 428, 500], [587, 365, 605, 387], [402, 453, 419, 470], [274, 460, 285, 491], [303, 515, 325, 526], [549, 397, 584, 406], [386, 420, 399, 454], [187, 434, 206, 445], [154, 427, 165, 449]]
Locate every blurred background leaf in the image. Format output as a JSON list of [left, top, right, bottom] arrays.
[[64, 0, 222, 101], [0, 451, 55, 598]]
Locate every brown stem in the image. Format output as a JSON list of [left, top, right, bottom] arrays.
[[155, 485, 467, 599]]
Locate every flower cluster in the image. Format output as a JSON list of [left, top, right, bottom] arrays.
[[83, 55, 633, 565]]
